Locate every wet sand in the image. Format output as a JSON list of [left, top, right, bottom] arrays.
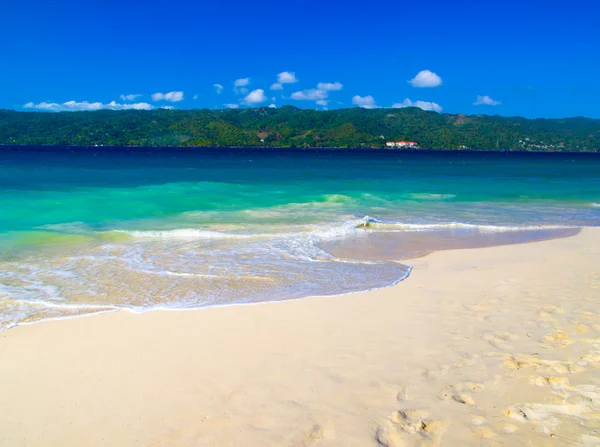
[[0, 228, 599, 446], [320, 226, 580, 261]]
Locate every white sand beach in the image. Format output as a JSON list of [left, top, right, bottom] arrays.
[[1, 228, 599, 447]]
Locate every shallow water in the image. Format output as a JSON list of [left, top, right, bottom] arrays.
[[1, 146, 599, 328]]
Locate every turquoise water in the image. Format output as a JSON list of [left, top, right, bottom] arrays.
[[1, 146, 599, 328]]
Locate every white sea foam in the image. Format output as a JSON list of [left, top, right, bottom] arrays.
[[13, 300, 120, 310], [108, 216, 574, 246], [362, 221, 576, 233], [134, 269, 222, 279], [109, 218, 365, 244], [406, 193, 457, 200], [113, 229, 254, 240], [309, 222, 365, 240]]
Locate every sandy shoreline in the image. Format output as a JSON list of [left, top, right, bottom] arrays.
[[1, 228, 599, 446]]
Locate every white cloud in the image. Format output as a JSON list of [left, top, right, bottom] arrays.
[[234, 78, 250, 88], [112, 101, 155, 110], [352, 95, 379, 109], [151, 91, 184, 102], [164, 92, 184, 102], [291, 84, 343, 107], [474, 95, 501, 106], [24, 100, 154, 112], [392, 98, 442, 113], [160, 105, 175, 110], [270, 72, 298, 90], [277, 71, 298, 84], [213, 84, 224, 94], [193, 95, 198, 100], [408, 70, 443, 88], [233, 79, 250, 95], [224, 103, 239, 109], [268, 104, 276, 108], [243, 89, 267, 105], [291, 88, 328, 101], [317, 82, 343, 91], [119, 94, 142, 101]]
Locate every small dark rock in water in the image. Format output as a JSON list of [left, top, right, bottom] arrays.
[[356, 215, 380, 228]]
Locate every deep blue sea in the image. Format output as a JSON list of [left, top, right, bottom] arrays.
[[1, 146, 599, 328]]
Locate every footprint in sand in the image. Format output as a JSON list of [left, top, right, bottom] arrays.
[[422, 365, 450, 380], [396, 386, 409, 402], [438, 381, 485, 405], [530, 375, 570, 390], [294, 422, 336, 446], [422, 354, 481, 382], [541, 329, 575, 349], [469, 415, 499, 438], [482, 330, 518, 350], [499, 335, 600, 445], [451, 353, 479, 368], [539, 304, 564, 315], [376, 409, 447, 447], [576, 323, 591, 332], [504, 354, 586, 374], [504, 402, 599, 425], [463, 303, 491, 321], [449, 331, 472, 343], [502, 423, 519, 434], [536, 305, 564, 327]]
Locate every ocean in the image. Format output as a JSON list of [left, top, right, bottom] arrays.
[[1, 146, 599, 329]]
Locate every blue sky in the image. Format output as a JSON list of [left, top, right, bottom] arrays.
[[2, 0, 599, 118]]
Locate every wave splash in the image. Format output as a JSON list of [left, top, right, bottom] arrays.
[[0, 214, 585, 330]]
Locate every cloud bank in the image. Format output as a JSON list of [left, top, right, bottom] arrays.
[[24, 100, 154, 112]]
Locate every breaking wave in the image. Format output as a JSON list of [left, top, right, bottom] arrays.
[[0, 213, 587, 331]]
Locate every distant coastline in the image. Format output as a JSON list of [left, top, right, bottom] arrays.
[[2, 145, 600, 155], [1, 106, 599, 152]]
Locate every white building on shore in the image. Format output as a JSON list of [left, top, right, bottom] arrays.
[[386, 141, 418, 148]]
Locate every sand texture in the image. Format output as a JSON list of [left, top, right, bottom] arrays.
[[1, 228, 599, 446]]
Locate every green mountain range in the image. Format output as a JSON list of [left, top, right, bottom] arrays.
[[1, 106, 599, 151]]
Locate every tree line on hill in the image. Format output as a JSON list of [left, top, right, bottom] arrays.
[[0, 106, 598, 151]]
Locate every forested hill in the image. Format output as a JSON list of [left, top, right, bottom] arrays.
[[1, 106, 599, 151]]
